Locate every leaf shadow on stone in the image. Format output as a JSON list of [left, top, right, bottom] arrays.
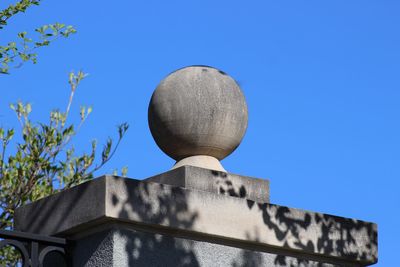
[[110, 179, 200, 266], [255, 203, 377, 266], [209, 171, 377, 267], [106, 172, 377, 267]]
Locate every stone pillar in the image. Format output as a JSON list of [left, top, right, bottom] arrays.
[[14, 66, 377, 266], [14, 170, 377, 267]]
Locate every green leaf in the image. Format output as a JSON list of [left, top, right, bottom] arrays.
[[6, 129, 14, 140], [121, 166, 128, 177], [17, 31, 27, 38]]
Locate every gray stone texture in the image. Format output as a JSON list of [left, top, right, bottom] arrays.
[[145, 165, 270, 203], [71, 226, 354, 267], [148, 65, 248, 161], [71, 228, 114, 266], [14, 174, 377, 266]]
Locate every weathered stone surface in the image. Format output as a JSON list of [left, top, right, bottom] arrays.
[[71, 226, 353, 267], [71, 228, 114, 266], [145, 165, 270, 203], [14, 175, 377, 266], [148, 66, 248, 162]]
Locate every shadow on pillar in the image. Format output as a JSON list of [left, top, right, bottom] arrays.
[[105, 172, 377, 267], [111, 180, 200, 266]]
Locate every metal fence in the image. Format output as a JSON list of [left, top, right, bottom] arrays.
[[0, 229, 67, 267]]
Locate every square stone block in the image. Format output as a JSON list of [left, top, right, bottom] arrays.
[[145, 166, 270, 203]]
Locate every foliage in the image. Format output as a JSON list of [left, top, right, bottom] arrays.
[[0, 2, 129, 264], [0, 0, 76, 74], [0, 0, 40, 29], [0, 71, 129, 229]]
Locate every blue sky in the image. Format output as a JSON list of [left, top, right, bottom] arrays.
[[1, 1, 399, 265]]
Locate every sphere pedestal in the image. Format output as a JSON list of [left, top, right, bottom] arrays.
[[172, 155, 226, 172]]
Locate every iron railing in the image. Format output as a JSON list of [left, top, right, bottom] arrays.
[[0, 229, 67, 267]]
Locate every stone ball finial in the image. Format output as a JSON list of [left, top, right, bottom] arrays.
[[148, 66, 248, 172]]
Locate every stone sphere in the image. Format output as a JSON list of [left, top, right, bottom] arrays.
[[148, 66, 248, 161]]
